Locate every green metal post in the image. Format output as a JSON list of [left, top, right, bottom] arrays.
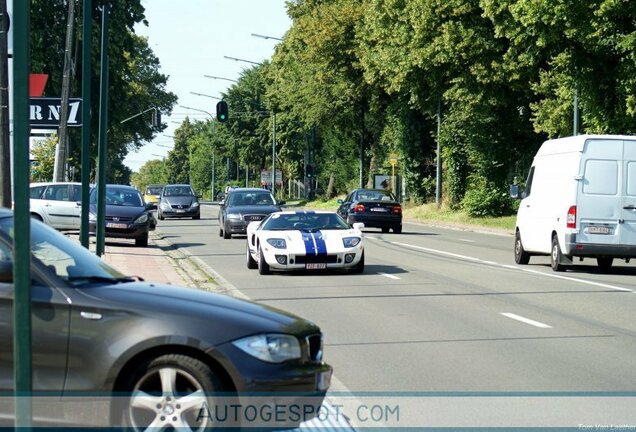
[[80, 0, 93, 248], [12, 0, 32, 427], [96, 3, 109, 256]]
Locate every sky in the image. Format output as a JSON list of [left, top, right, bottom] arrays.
[[124, 0, 293, 172]]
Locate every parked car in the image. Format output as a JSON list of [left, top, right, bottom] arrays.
[[157, 184, 201, 220], [89, 184, 153, 247], [511, 134, 636, 272], [0, 208, 331, 429], [218, 188, 284, 239], [142, 184, 164, 209], [337, 188, 403, 233], [246, 211, 365, 274], [29, 182, 84, 230]]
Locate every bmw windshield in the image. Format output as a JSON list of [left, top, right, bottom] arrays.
[[0, 216, 129, 286]]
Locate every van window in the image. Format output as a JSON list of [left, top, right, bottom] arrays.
[[583, 160, 618, 196], [628, 162, 636, 197], [523, 167, 535, 198]]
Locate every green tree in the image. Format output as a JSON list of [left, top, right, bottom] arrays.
[[30, 0, 178, 184], [30, 135, 58, 182], [130, 159, 167, 192]]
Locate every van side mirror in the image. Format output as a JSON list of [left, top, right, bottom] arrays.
[[509, 184, 521, 199], [0, 260, 13, 283]]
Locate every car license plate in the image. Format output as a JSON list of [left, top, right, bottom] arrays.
[[106, 223, 128, 229], [176, 209, 186, 213], [370, 207, 388, 212], [306, 263, 327, 270], [316, 370, 332, 391], [588, 226, 610, 234]]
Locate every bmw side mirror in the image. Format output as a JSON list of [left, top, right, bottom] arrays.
[[337, 199, 344, 204], [352, 222, 365, 230], [278, 200, 286, 206], [0, 260, 13, 283], [145, 203, 155, 210]]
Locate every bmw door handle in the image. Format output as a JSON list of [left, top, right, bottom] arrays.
[[623, 205, 636, 210]]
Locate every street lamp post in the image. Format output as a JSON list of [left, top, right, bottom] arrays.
[[204, 74, 238, 84]]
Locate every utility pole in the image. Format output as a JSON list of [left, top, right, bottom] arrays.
[[54, 0, 76, 181], [0, 0, 11, 207]]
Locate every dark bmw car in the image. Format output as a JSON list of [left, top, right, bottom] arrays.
[[158, 184, 201, 220], [0, 208, 331, 429], [89, 184, 153, 247], [337, 188, 403, 233], [218, 188, 284, 239]]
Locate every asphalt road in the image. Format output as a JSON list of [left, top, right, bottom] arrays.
[[155, 205, 636, 398]]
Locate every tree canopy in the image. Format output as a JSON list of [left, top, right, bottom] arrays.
[[132, 0, 636, 214]]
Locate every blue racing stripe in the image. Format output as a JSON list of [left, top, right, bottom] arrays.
[[314, 231, 327, 255], [302, 232, 315, 255]]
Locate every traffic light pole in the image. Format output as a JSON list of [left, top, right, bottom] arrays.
[[272, 112, 276, 198], [80, 0, 93, 248]]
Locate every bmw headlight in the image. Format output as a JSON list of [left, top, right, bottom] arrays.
[[134, 213, 149, 224], [267, 238, 287, 249], [232, 334, 301, 363], [160, 201, 170, 210], [342, 237, 361, 248], [227, 213, 242, 221], [191, 201, 200, 208]]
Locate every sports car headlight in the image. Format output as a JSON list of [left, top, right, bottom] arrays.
[[133, 213, 149, 224], [267, 238, 287, 249], [232, 334, 301, 363], [343, 237, 361, 248], [160, 201, 170, 210], [227, 213, 242, 221]]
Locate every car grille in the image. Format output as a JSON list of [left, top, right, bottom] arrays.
[[306, 334, 323, 362], [294, 255, 338, 264], [171, 204, 189, 209], [105, 216, 132, 222], [243, 214, 265, 222]]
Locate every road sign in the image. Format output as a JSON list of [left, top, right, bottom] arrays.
[[29, 97, 82, 128]]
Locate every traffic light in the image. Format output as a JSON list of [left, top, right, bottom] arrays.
[[216, 100, 229, 123], [151, 109, 161, 127], [306, 164, 314, 178]]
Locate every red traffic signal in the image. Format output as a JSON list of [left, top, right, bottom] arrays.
[[216, 100, 228, 122]]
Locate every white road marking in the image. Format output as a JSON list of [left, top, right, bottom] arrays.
[[379, 272, 401, 280], [501, 312, 553, 328], [459, 238, 476, 243], [367, 237, 634, 293]]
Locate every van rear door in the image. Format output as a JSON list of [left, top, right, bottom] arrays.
[[621, 139, 636, 246], [576, 139, 623, 246]]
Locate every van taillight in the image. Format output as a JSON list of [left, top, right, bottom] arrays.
[[566, 206, 576, 229], [354, 204, 365, 213]]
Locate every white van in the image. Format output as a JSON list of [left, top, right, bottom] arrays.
[[511, 134, 636, 272]]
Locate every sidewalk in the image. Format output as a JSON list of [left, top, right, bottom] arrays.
[[95, 231, 217, 291]]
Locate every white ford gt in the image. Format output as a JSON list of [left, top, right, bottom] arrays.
[[246, 211, 365, 274]]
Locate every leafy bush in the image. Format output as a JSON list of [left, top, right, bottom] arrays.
[[462, 185, 514, 217]]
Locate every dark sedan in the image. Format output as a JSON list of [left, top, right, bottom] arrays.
[[157, 184, 201, 220], [89, 184, 153, 247], [0, 208, 331, 429], [337, 188, 403, 233], [218, 188, 284, 239]]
